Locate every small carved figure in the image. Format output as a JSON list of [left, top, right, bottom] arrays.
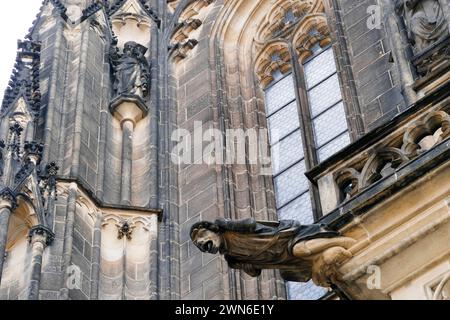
[[118, 221, 134, 240], [111, 41, 150, 98], [395, 0, 449, 52], [190, 218, 356, 287]]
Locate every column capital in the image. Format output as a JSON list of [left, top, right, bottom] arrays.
[[0, 188, 18, 211], [28, 225, 55, 247], [23, 141, 44, 165]]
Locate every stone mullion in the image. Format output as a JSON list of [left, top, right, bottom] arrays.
[[288, 44, 323, 220]]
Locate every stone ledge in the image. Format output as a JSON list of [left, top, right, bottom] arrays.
[[109, 94, 149, 125], [56, 178, 163, 221]]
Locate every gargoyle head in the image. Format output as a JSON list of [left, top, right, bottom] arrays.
[[190, 221, 224, 254]]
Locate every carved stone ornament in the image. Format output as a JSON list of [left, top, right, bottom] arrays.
[[395, 0, 449, 53], [0, 188, 18, 210], [190, 218, 356, 288], [28, 225, 55, 247], [118, 221, 135, 240], [111, 41, 150, 99]]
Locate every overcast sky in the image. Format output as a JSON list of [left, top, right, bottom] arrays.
[[0, 1, 43, 95]]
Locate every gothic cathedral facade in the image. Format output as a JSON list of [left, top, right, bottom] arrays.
[[0, 0, 449, 300]]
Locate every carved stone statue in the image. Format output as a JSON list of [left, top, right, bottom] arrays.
[[111, 41, 150, 98], [190, 218, 356, 287], [395, 0, 449, 52]]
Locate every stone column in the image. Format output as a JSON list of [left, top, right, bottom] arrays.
[[149, 214, 159, 300], [27, 225, 55, 300], [59, 183, 77, 300], [121, 119, 134, 206], [109, 96, 148, 207], [90, 213, 103, 300], [0, 190, 17, 286]]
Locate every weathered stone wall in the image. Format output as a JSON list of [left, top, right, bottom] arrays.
[[0, 238, 32, 299], [175, 1, 228, 300], [327, 0, 407, 131], [2, 0, 448, 301]]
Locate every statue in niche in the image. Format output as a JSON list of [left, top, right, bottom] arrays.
[[111, 41, 150, 99], [190, 218, 356, 287], [395, 0, 449, 52]]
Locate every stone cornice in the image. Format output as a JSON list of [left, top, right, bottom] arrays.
[[56, 178, 163, 221]]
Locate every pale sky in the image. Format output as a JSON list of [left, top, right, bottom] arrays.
[[0, 1, 43, 96]]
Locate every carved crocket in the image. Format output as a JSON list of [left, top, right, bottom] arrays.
[[190, 218, 355, 288]]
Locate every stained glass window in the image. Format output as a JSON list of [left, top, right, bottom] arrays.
[[306, 47, 350, 162]]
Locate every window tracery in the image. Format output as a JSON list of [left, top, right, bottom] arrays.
[[253, 0, 350, 300]]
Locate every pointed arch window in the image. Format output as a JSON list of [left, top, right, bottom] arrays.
[[263, 44, 350, 223], [256, 1, 351, 300]]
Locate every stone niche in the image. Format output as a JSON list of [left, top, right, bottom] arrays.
[[99, 214, 158, 300], [110, 0, 154, 53]]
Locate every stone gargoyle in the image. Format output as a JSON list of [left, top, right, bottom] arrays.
[[190, 218, 356, 288]]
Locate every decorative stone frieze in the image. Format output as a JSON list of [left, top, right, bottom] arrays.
[[254, 0, 331, 87], [256, 0, 321, 42], [169, 39, 199, 62], [254, 42, 292, 89], [292, 14, 331, 63]]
